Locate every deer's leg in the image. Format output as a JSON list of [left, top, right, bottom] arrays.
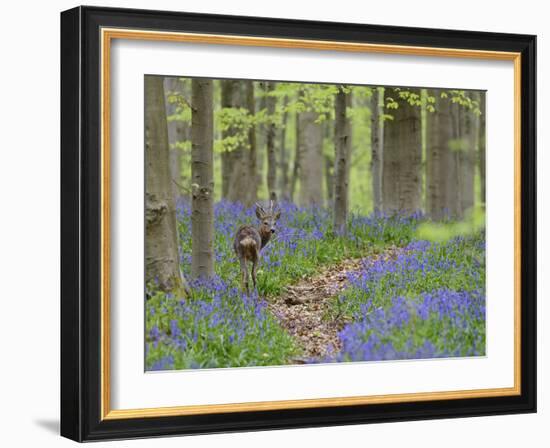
[[251, 259, 257, 291], [251, 249, 260, 291], [244, 262, 250, 294], [239, 257, 245, 291], [240, 257, 249, 293]]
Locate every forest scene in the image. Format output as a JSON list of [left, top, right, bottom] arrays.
[[145, 75, 486, 371]]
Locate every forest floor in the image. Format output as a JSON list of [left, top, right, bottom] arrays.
[[146, 202, 486, 370], [268, 246, 405, 362]]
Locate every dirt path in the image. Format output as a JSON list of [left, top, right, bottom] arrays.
[[267, 247, 403, 363]]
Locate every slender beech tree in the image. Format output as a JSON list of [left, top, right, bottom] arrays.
[[458, 95, 476, 215], [324, 155, 334, 204], [145, 76, 189, 294], [256, 82, 268, 189], [324, 121, 334, 204], [163, 77, 186, 195], [426, 91, 455, 220], [191, 79, 215, 279], [265, 81, 278, 201], [333, 86, 352, 235], [448, 101, 463, 218], [298, 110, 324, 206], [447, 95, 476, 219], [221, 80, 249, 203], [477, 91, 486, 207], [382, 89, 422, 214], [220, 80, 237, 198], [290, 110, 300, 202], [245, 81, 258, 204], [370, 87, 384, 214], [278, 97, 290, 201]]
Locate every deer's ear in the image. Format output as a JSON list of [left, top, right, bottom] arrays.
[[274, 210, 281, 220], [255, 207, 264, 220]]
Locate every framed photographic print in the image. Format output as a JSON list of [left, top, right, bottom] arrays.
[[60, 6, 536, 442]]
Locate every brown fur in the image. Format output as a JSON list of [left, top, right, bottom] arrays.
[[233, 202, 281, 292]]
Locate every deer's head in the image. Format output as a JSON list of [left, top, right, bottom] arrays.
[[255, 201, 281, 237]]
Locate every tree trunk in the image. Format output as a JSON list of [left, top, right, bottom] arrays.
[[477, 91, 486, 207], [324, 122, 334, 205], [426, 91, 455, 220], [278, 98, 290, 201], [458, 96, 475, 215], [333, 87, 352, 235], [290, 111, 300, 202], [145, 76, 189, 294], [190, 79, 215, 280], [220, 80, 236, 199], [221, 80, 249, 203], [371, 87, 384, 214], [256, 83, 268, 192], [324, 154, 334, 204], [382, 89, 422, 214], [265, 82, 277, 201], [298, 110, 324, 206], [163, 77, 185, 197], [245, 81, 258, 205], [447, 101, 461, 218], [447, 98, 475, 220]]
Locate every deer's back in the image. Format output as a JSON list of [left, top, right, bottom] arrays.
[[234, 225, 261, 260]]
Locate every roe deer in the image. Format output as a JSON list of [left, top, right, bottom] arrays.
[[233, 201, 281, 293]]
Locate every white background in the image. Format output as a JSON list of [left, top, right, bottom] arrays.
[[0, 0, 546, 447], [111, 40, 515, 409]]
